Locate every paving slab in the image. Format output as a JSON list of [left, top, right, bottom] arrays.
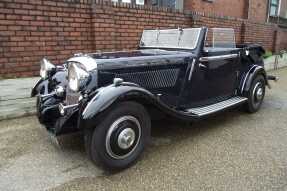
[[0, 77, 39, 121]]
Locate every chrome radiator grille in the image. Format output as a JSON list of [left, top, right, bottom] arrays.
[[115, 68, 180, 88]]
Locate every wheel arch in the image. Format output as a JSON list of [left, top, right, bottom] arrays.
[[241, 65, 269, 96], [79, 84, 165, 130]]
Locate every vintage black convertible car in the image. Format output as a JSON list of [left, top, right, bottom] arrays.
[[31, 27, 276, 170]]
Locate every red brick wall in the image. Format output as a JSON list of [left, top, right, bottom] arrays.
[[0, 0, 282, 78], [192, 13, 244, 45], [185, 0, 248, 19], [243, 21, 275, 51], [248, 0, 268, 22], [192, 12, 276, 51], [92, 2, 190, 51], [275, 28, 287, 52], [0, 0, 94, 78], [185, 0, 269, 22]]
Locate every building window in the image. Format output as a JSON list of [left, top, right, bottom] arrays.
[[270, 0, 279, 16], [152, 0, 175, 8], [136, 0, 144, 5], [112, 0, 144, 5], [121, 0, 131, 3], [151, 0, 182, 9]]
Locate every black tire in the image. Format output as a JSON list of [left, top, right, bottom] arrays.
[[244, 75, 266, 113], [85, 101, 151, 170]]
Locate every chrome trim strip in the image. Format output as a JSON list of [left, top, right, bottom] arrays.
[[59, 103, 79, 115], [82, 94, 98, 116], [188, 59, 196, 81], [240, 65, 263, 94], [32, 78, 41, 91], [40, 92, 56, 98], [241, 65, 256, 94], [199, 63, 207, 68], [82, 87, 106, 117], [61, 103, 78, 109], [199, 54, 238, 62], [90, 49, 165, 55]]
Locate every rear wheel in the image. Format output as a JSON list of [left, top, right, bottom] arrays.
[[85, 101, 151, 170], [244, 75, 266, 113]]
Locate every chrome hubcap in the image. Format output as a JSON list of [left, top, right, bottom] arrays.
[[252, 82, 263, 102], [256, 87, 263, 100], [117, 128, 135, 149], [106, 116, 141, 159]]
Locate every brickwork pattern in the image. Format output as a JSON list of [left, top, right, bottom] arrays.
[[0, 0, 286, 78], [91, 2, 191, 51], [275, 28, 287, 52], [248, 0, 268, 22], [184, 0, 247, 19], [243, 21, 275, 51], [0, 0, 94, 77]]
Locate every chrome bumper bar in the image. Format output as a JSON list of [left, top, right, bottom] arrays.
[[39, 92, 56, 98], [59, 103, 79, 116]]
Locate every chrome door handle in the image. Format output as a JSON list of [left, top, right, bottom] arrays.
[[199, 63, 207, 68]]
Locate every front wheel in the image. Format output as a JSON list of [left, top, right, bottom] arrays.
[[85, 101, 151, 170], [244, 75, 266, 113]]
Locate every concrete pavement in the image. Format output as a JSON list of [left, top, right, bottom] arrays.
[[0, 77, 38, 120]]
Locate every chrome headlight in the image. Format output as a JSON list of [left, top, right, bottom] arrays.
[[68, 63, 89, 92], [40, 58, 55, 79]]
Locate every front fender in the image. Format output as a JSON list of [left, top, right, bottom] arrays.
[[31, 71, 67, 97], [79, 83, 199, 130], [31, 79, 48, 97], [81, 83, 156, 121]]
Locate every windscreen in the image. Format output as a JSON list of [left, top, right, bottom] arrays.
[[140, 28, 201, 50], [212, 28, 236, 48]]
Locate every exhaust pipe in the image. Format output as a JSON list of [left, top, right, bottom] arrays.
[[267, 75, 279, 82]]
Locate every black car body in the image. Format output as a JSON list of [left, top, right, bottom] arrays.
[[31, 27, 274, 170]]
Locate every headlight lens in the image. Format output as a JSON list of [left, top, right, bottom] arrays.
[[68, 63, 89, 92], [40, 58, 55, 79]]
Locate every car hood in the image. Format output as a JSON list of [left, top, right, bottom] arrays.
[[67, 49, 194, 71], [67, 56, 98, 71]]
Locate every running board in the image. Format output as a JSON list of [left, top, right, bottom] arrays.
[[186, 96, 248, 117]]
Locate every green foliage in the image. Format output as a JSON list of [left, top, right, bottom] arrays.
[[263, 51, 273, 59]]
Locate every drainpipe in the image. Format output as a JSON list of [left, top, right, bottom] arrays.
[[267, 0, 270, 23], [277, 0, 282, 25], [246, 0, 250, 19]]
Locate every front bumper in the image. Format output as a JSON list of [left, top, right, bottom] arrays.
[[36, 95, 79, 136]]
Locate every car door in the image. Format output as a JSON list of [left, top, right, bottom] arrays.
[[179, 50, 240, 108]]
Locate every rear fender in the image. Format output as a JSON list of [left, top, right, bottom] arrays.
[[241, 65, 269, 95]]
